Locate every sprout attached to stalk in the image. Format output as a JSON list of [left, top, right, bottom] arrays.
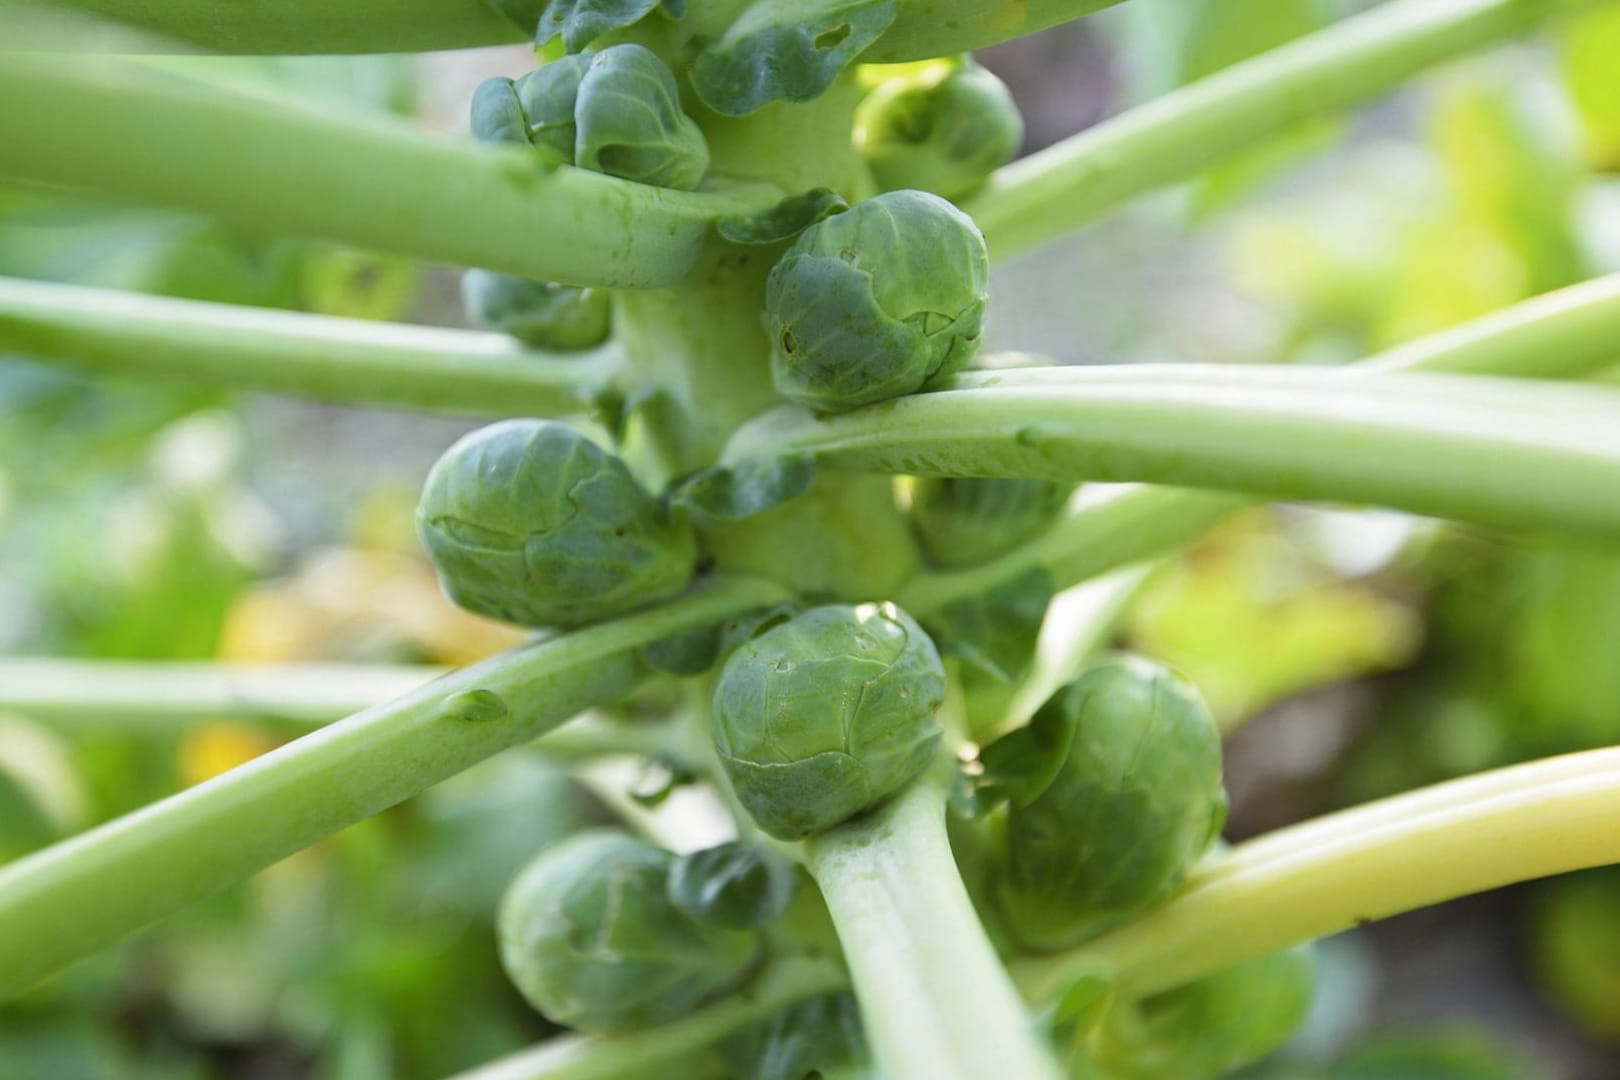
[[461, 269, 612, 351], [497, 830, 761, 1032], [908, 476, 1073, 568], [710, 603, 947, 840], [765, 190, 989, 413], [857, 59, 1024, 200], [983, 655, 1227, 951], [416, 419, 696, 628]]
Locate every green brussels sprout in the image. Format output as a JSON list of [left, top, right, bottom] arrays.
[[856, 60, 1024, 200], [765, 190, 989, 413], [470, 45, 709, 191], [908, 476, 1073, 568], [461, 269, 612, 351], [416, 419, 696, 628], [1092, 946, 1316, 1079], [984, 655, 1226, 951], [497, 830, 761, 1031], [710, 603, 946, 840]]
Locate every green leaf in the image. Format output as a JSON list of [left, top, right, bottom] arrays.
[[670, 454, 815, 520], [926, 567, 1054, 684], [666, 841, 798, 930], [535, 0, 682, 52], [717, 188, 850, 245], [690, 0, 899, 117]]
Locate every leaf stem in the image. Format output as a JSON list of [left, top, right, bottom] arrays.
[[803, 774, 1060, 1080], [963, 0, 1602, 261], [0, 577, 788, 999], [0, 53, 775, 289], [0, 277, 616, 416], [1013, 746, 1620, 1002]]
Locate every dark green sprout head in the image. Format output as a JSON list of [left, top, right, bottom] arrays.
[[765, 190, 989, 413], [416, 419, 695, 628], [710, 603, 947, 840], [497, 830, 761, 1032]]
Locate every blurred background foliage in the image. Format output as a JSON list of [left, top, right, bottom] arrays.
[[2, 1, 1620, 1076]]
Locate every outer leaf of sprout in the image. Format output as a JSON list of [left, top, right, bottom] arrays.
[[461, 269, 612, 351], [512, 54, 591, 160], [575, 45, 710, 191], [766, 190, 988, 413], [984, 655, 1227, 951], [710, 603, 945, 840], [536, 0, 671, 52], [497, 830, 761, 1031], [857, 60, 1024, 200], [416, 419, 696, 628]]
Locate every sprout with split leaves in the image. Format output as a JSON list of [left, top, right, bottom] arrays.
[[497, 830, 761, 1031], [416, 419, 695, 628], [461, 269, 611, 351], [765, 190, 989, 413], [709, 602, 946, 840], [857, 60, 1024, 200]]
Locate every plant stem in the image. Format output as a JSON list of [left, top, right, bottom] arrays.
[[446, 954, 848, 1080], [724, 365, 1620, 542], [1012, 746, 1620, 1002], [898, 273, 1620, 611], [0, 577, 787, 999], [0, 277, 616, 417], [803, 774, 1060, 1080], [0, 53, 774, 290], [14, 0, 525, 53], [963, 0, 1601, 261], [871, 0, 1124, 62]]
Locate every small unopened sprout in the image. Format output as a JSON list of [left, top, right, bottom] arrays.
[[416, 419, 696, 628], [985, 655, 1226, 951], [857, 61, 1024, 200], [470, 44, 709, 191], [461, 269, 611, 351], [908, 477, 1072, 568], [710, 603, 946, 840], [765, 190, 989, 413], [497, 830, 760, 1031]]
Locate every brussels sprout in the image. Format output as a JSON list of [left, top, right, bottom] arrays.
[[461, 269, 612, 351], [857, 60, 1024, 200], [470, 46, 709, 191], [1092, 946, 1316, 1079], [497, 830, 761, 1031], [909, 477, 1072, 568], [984, 655, 1226, 950], [719, 992, 871, 1080], [416, 419, 696, 628], [710, 603, 946, 840], [765, 190, 989, 413]]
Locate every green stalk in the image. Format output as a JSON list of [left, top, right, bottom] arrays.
[[0, 577, 786, 999], [11, 0, 526, 53], [804, 775, 1060, 1080], [870, 0, 1124, 61], [1013, 746, 1620, 1002], [723, 365, 1620, 541], [0, 53, 774, 290], [0, 278, 616, 416], [900, 273, 1620, 611], [446, 954, 848, 1080], [963, 0, 1600, 261]]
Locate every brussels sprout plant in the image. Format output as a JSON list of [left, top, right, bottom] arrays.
[[4, 2, 1620, 1080]]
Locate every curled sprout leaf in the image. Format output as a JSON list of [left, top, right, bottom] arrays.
[[536, 0, 683, 53], [415, 419, 697, 628], [690, 0, 900, 117], [766, 189, 989, 412], [461, 269, 612, 351], [857, 59, 1024, 200], [983, 655, 1228, 951], [710, 603, 945, 840], [497, 830, 761, 1031], [717, 188, 852, 245], [671, 453, 816, 520], [667, 841, 799, 930]]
